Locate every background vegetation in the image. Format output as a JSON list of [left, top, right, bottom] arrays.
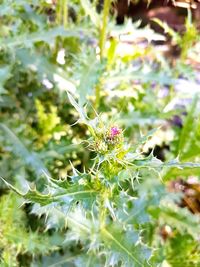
[[0, 0, 200, 266]]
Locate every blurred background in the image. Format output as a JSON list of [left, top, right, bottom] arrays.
[[0, 0, 200, 266]]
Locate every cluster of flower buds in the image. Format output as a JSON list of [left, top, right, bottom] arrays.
[[94, 126, 123, 154]]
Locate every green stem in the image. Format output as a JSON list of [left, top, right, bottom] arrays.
[[95, 82, 101, 110], [96, 0, 111, 109], [99, 0, 112, 60], [63, 0, 68, 28], [99, 191, 108, 229], [56, 0, 61, 25], [56, 0, 68, 27]]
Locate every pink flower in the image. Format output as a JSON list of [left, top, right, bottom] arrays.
[[110, 127, 121, 137]]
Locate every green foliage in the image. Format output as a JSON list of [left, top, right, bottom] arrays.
[[0, 193, 63, 266], [153, 9, 200, 60], [3, 101, 200, 266], [35, 99, 61, 143], [165, 234, 200, 267], [1, 0, 200, 266], [178, 97, 200, 161]]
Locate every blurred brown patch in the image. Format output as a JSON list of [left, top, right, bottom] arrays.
[[115, 0, 200, 32], [169, 178, 200, 214]]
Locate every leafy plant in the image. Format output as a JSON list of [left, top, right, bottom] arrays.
[[2, 95, 200, 266], [1, 0, 200, 266], [0, 192, 63, 266]]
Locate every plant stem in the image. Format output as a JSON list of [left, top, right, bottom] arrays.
[[99, 190, 108, 229], [99, 0, 112, 60], [56, 0, 68, 27], [96, 0, 111, 109], [63, 0, 68, 28], [56, 0, 62, 25], [95, 83, 101, 110]]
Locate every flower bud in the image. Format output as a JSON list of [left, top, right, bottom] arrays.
[[92, 125, 123, 154], [104, 126, 123, 147]]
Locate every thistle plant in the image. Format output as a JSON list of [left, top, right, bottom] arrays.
[[2, 94, 200, 267]]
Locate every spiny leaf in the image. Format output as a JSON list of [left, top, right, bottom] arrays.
[[178, 96, 199, 160], [0, 176, 23, 196], [26, 185, 97, 206], [0, 123, 49, 176], [67, 92, 96, 136], [0, 193, 63, 260], [115, 194, 150, 225], [131, 127, 160, 151], [64, 208, 152, 267], [0, 27, 86, 48], [1, 176, 98, 207], [16, 48, 76, 92], [77, 54, 104, 106], [67, 92, 88, 122], [31, 252, 81, 267], [101, 224, 152, 267], [133, 155, 200, 170]]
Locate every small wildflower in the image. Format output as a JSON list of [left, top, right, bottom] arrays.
[[110, 127, 121, 137], [104, 126, 123, 147], [92, 125, 123, 154]]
